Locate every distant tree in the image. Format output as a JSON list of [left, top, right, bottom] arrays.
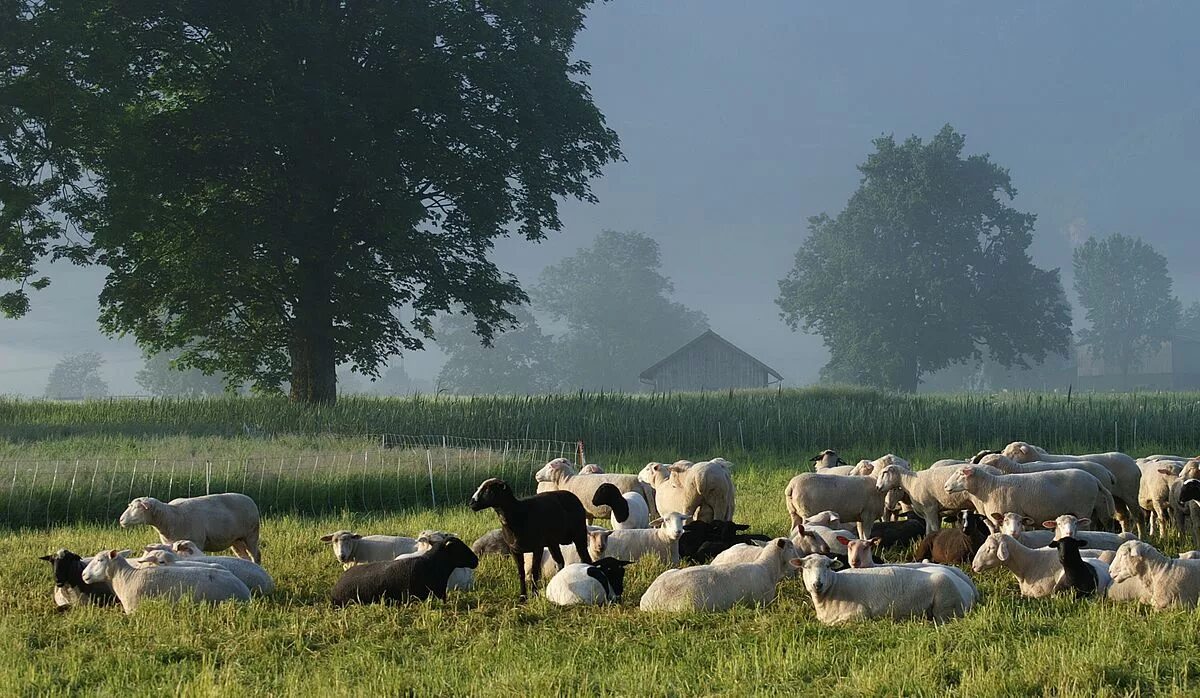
[[0, 1, 622, 405], [135, 352, 228, 397], [1180, 302, 1200, 340], [370, 363, 418, 396], [534, 230, 708, 391], [45, 353, 108, 399], [437, 306, 554, 394], [1073, 234, 1180, 383], [776, 125, 1072, 391]]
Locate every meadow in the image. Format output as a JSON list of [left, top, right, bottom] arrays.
[[3, 390, 1200, 696]]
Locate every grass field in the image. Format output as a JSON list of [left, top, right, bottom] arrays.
[[3, 393, 1200, 696]]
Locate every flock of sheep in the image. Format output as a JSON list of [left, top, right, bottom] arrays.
[[38, 441, 1200, 622]]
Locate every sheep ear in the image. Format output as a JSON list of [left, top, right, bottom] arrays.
[[1159, 468, 1176, 476], [1077, 518, 1090, 527], [835, 535, 851, 545], [830, 559, 845, 570], [1041, 521, 1056, 530], [1047, 539, 1060, 549], [775, 539, 786, 549], [788, 558, 804, 568], [996, 539, 1010, 561], [989, 513, 1004, 523], [794, 524, 806, 535], [649, 517, 663, 527], [107, 550, 120, 559], [962, 466, 974, 476], [39, 555, 54, 562], [809, 454, 820, 462], [138, 500, 151, 510], [319, 534, 334, 542], [836, 458, 848, 466], [869, 537, 882, 548], [1021, 516, 1036, 526]]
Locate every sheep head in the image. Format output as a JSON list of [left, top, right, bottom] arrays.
[[1002, 441, 1042, 463], [118, 497, 159, 527], [795, 554, 840, 597], [534, 458, 575, 484], [943, 466, 975, 493], [468, 478, 514, 512]]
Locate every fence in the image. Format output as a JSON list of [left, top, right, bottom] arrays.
[[0, 434, 577, 528]]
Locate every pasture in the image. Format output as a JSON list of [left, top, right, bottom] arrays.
[[3, 391, 1200, 696]]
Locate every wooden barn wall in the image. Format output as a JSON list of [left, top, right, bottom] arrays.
[[650, 337, 769, 391]]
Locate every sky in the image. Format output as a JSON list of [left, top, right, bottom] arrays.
[[2, 2, 1199, 395]]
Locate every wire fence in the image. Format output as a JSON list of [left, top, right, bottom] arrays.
[[0, 434, 578, 528]]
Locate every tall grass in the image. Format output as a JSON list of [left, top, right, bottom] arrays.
[[4, 387, 1200, 455]]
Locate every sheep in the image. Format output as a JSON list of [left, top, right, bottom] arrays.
[[886, 464, 996, 535], [784, 467, 903, 540], [714, 526, 829, 573], [468, 477, 592, 601], [545, 557, 633, 606], [841, 537, 978, 605], [592, 483, 650, 530], [139, 540, 275, 594], [1049, 535, 1112, 599], [1176, 476, 1200, 548], [578, 464, 605, 474], [394, 531, 475, 592], [320, 531, 419, 569], [991, 513, 1133, 551], [912, 511, 990, 565], [639, 538, 798, 612], [970, 533, 1108, 598], [39, 549, 117, 610], [637, 459, 733, 522], [1002, 442, 1141, 533], [793, 521, 859, 559], [943, 466, 1115, 530], [589, 511, 692, 565], [536, 458, 657, 520], [118, 493, 261, 563], [1138, 462, 1180, 536], [82, 549, 250, 614], [331, 538, 480, 606], [795, 554, 971, 624], [863, 513, 926, 550], [1109, 540, 1200, 609], [677, 519, 771, 564], [979, 453, 1120, 496], [810, 449, 848, 472], [471, 529, 509, 557]]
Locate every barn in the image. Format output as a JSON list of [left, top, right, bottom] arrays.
[[638, 330, 782, 392]]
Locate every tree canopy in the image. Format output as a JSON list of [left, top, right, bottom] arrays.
[[135, 351, 229, 397], [534, 230, 707, 391], [436, 305, 554, 395], [776, 125, 1072, 391], [0, 1, 621, 404], [1073, 234, 1180, 380], [44, 352, 107, 399]]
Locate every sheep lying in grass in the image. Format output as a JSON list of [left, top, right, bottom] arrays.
[[320, 531, 419, 569], [1049, 536, 1111, 599], [83, 549, 250, 614], [713, 527, 829, 573], [797, 554, 971, 624], [119, 493, 261, 563], [470, 529, 509, 557], [393, 531, 475, 592], [971, 533, 1109, 599], [639, 538, 798, 612], [545, 558, 633, 606], [1109, 540, 1200, 609], [331, 538, 480, 606], [678, 519, 770, 564], [40, 549, 117, 610], [841, 537, 978, 606], [589, 512, 691, 566], [536, 458, 656, 521], [138, 541, 274, 594], [912, 512, 990, 565]]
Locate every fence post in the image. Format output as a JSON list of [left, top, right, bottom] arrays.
[[426, 449, 436, 508], [205, 460, 212, 495]]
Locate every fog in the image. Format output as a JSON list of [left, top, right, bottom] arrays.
[[3, 2, 1198, 396]]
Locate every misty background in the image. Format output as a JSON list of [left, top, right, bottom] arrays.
[[3, 2, 1199, 396]]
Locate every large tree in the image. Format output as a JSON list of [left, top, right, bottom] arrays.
[[1073, 234, 1180, 383], [436, 305, 554, 394], [0, 1, 621, 404], [777, 125, 1072, 391], [534, 230, 708, 391], [45, 352, 107, 399]]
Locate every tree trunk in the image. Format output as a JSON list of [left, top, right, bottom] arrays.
[[289, 256, 337, 405]]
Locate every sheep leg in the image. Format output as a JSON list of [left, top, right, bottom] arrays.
[[511, 551, 529, 602], [547, 543, 567, 571], [529, 548, 545, 596], [570, 533, 592, 565], [858, 519, 872, 540]]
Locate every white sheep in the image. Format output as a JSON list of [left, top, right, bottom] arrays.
[[545, 559, 632, 606], [82, 549, 250, 614], [796, 554, 971, 624], [840, 537, 978, 606], [320, 530, 419, 569], [138, 541, 274, 594], [636, 459, 733, 522], [1109, 540, 1200, 609], [590, 512, 692, 565], [971, 533, 1110, 598], [537, 458, 657, 520], [994, 513, 1133, 551], [810, 449, 848, 473], [885, 464, 995, 535], [118, 493, 261, 563], [712, 528, 828, 574], [639, 538, 798, 612], [979, 453, 1119, 493], [1138, 461, 1181, 536], [784, 468, 902, 539], [944, 466, 1115, 529], [1002, 442, 1141, 534]]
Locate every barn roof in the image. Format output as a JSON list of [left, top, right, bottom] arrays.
[[639, 330, 783, 382]]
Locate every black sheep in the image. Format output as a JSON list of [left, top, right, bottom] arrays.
[[331, 538, 479, 606], [679, 519, 769, 564], [868, 513, 927, 550], [39, 549, 117, 610], [591, 483, 630, 524], [586, 557, 634, 602], [468, 477, 592, 601], [1049, 535, 1100, 599], [912, 511, 989, 564]]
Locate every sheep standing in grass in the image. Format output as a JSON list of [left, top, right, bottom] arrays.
[[796, 554, 971, 624], [784, 466, 902, 539], [592, 483, 650, 530], [83, 549, 250, 614], [639, 538, 798, 612], [545, 558, 633, 606], [637, 459, 733, 522], [943, 466, 1115, 530], [139, 541, 274, 594], [119, 493, 261, 563], [40, 549, 117, 610], [537, 458, 657, 520], [1109, 540, 1200, 609], [331, 538, 479, 606], [320, 531, 419, 569]]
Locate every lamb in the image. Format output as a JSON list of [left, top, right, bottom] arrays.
[[40, 549, 118, 610], [118, 493, 261, 563], [796, 554, 971, 624], [545, 558, 633, 606], [841, 537, 978, 605], [912, 511, 990, 565], [139, 541, 274, 594], [886, 464, 996, 535], [331, 538, 480, 606], [970, 533, 1108, 598], [1002, 442, 1141, 533], [1109, 540, 1200, 609], [536, 458, 657, 520], [471, 529, 509, 557], [394, 531, 475, 592], [784, 467, 903, 539], [1049, 535, 1111, 598], [639, 538, 798, 612], [320, 531, 419, 569], [592, 483, 650, 530], [468, 477, 592, 601], [82, 549, 250, 614], [589, 511, 692, 565], [944, 466, 1115, 530], [678, 519, 770, 564]]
